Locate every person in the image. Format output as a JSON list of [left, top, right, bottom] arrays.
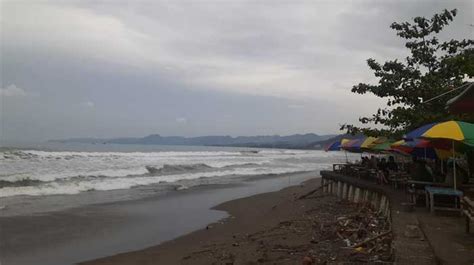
[[409, 156, 433, 182], [361, 156, 370, 167], [376, 157, 389, 184], [387, 156, 398, 172], [378, 158, 388, 173], [370, 156, 378, 170]]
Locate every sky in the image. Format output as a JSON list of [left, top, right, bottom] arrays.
[[1, 0, 473, 143]]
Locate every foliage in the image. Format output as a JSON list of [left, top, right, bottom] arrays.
[[341, 9, 474, 137]]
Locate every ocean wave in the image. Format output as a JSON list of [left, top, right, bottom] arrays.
[[7, 150, 244, 159], [145, 162, 263, 175], [145, 163, 214, 175], [0, 147, 349, 198], [0, 178, 45, 188], [0, 166, 315, 198]]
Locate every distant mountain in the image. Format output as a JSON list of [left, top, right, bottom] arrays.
[[49, 133, 336, 149]]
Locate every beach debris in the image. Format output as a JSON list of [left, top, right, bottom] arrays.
[[310, 201, 393, 262], [181, 191, 393, 265]]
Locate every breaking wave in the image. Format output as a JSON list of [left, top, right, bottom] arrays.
[[146, 163, 214, 175], [0, 147, 351, 198]]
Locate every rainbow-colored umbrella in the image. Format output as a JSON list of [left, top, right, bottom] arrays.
[[406, 120, 474, 190], [420, 121, 474, 146], [391, 139, 438, 159], [341, 138, 365, 153], [404, 121, 474, 146], [341, 137, 387, 153], [370, 141, 393, 152], [403, 123, 437, 140]]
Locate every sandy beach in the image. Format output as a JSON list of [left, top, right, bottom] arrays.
[[80, 177, 391, 265]]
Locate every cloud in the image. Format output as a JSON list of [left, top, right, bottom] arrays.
[[4, 2, 471, 104], [1, 0, 472, 142], [0, 84, 30, 97]]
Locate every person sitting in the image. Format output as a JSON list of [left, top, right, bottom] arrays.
[[387, 156, 398, 172]]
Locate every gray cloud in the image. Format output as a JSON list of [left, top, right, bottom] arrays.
[[1, 0, 472, 142], [0, 84, 30, 97]]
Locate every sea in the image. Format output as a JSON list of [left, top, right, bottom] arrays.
[[0, 142, 356, 215]]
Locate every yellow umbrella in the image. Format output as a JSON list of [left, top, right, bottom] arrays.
[[413, 120, 474, 190]]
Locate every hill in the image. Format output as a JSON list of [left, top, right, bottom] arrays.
[[50, 133, 336, 149]]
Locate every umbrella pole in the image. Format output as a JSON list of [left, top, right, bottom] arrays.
[[424, 147, 427, 160], [453, 140, 457, 190]]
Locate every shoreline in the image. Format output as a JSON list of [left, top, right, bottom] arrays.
[[82, 175, 393, 265], [0, 171, 319, 265], [81, 177, 324, 265]]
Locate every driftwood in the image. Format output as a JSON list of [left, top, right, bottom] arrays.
[[298, 183, 330, 200]]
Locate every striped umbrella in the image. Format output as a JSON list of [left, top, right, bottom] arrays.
[[341, 137, 382, 153], [390, 139, 437, 159], [420, 121, 474, 146], [406, 121, 474, 189], [370, 141, 395, 152]]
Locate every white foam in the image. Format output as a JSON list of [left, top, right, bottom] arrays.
[[0, 166, 314, 197], [0, 149, 355, 198]]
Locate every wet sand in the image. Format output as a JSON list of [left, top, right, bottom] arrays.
[[80, 178, 324, 265], [81, 177, 391, 265], [0, 172, 317, 265]]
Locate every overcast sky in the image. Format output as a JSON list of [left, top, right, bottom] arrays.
[[1, 0, 473, 143]]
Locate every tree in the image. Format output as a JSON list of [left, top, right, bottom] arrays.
[[341, 9, 474, 137]]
